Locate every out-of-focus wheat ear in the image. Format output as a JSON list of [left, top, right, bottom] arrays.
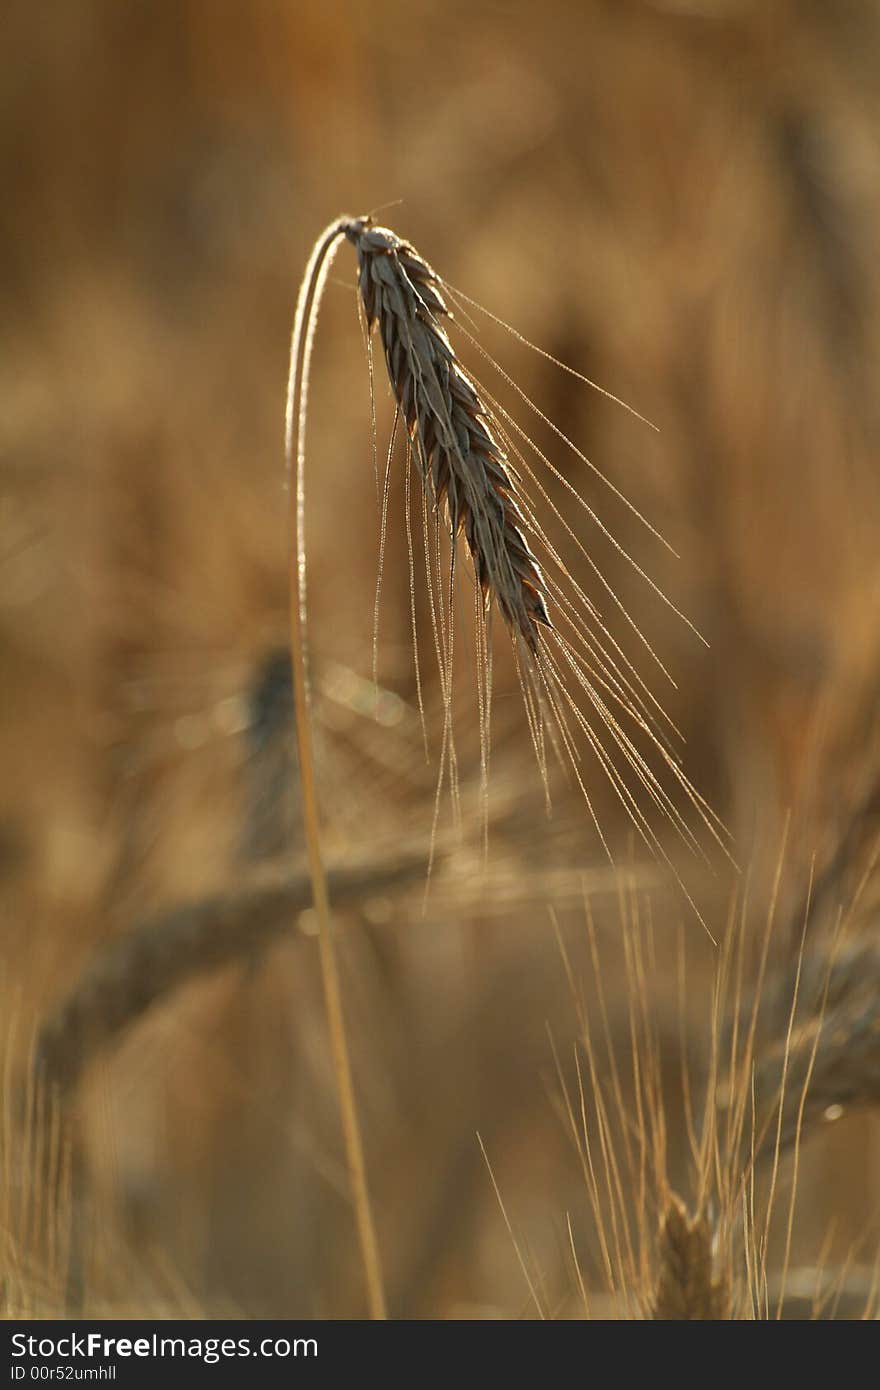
[[33, 858, 429, 1095], [751, 939, 880, 1159], [286, 217, 387, 1319], [650, 1193, 731, 1319]]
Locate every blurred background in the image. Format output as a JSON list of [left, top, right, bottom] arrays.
[[2, 0, 880, 1317]]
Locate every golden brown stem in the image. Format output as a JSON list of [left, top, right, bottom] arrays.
[[285, 218, 387, 1319]]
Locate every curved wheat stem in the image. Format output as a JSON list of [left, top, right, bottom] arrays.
[[286, 217, 387, 1319]]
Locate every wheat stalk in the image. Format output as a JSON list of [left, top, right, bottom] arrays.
[[285, 213, 729, 1317], [285, 213, 565, 1321], [286, 219, 389, 1318], [286, 212, 574, 1320]]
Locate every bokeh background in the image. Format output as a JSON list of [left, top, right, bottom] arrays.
[[3, 0, 880, 1317]]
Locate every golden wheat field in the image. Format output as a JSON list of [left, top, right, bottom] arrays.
[[2, 0, 880, 1321]]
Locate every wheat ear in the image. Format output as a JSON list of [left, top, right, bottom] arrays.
[[650, 1193, 731, 1319], [346, 219, 551, 648], [348, 217, 732, 903], [750, 939, 880, 1156], [286, 218, 386, 1319]]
